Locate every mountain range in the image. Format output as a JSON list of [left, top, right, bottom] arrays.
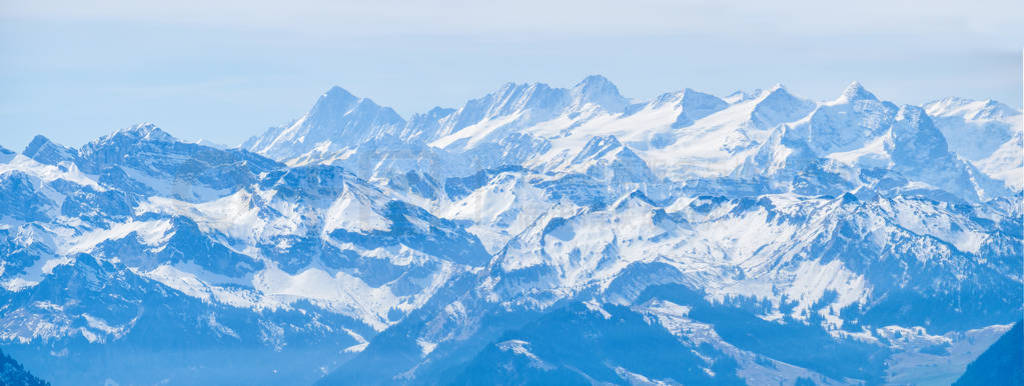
[[1, 75, 1021, 385]]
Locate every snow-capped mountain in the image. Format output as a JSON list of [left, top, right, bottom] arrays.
[[1, 125, 488, 384], [925, 97, 1024, 190], [243, 87, 405, 163], [1, 76, 1021, 385]]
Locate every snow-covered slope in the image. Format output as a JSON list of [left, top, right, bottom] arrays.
[[925, 97, 1023, 190], [0, 126, 489, 385], [244, 87, 405, 163]]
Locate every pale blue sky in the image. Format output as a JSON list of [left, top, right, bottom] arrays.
[[1, 0, 1022, 150]]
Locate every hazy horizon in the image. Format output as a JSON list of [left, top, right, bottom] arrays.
[[2, 0, 1021, 150]]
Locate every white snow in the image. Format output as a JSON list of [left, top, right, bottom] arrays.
[[62, 219, 174, 255], [0, 155, 105, 191], [496, 340, 555, 370], [343, 328, 370, 353]]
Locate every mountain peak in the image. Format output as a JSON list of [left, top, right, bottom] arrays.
[[749, 84, 816, 128], [755, 83, 799, 104], [23, 134, 78, 165], [672, 89, 728, 128], [323, 85, 357, 100], [115, 123, 177, 143], [758, 84, 794, 101], [924, 97, 1020, 120], [310, 86, 361, 115], [305, 85, 403, 127], [972, 99, 1019, 119], [81, 123, 179, 151], [574, 74, 616, 90], [247, 84, 406, 160], [23, 134, 55, 152], [459, 81, 570, 120], [572, 74, 627, 112], [838, 81, 878, 102]]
